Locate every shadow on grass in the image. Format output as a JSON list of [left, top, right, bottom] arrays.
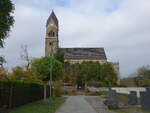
[[9, 97, 66, 113]]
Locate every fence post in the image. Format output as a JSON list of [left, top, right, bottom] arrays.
[[9, 86, 13, 108]]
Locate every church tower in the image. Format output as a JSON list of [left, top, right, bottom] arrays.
[[45, 11, 59, 56]]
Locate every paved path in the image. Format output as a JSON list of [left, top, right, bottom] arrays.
[[56, 96, 114, 113], [85, 96, 114, 113], [56, 96, 96, 113]]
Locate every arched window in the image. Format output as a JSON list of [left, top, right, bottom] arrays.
[[52, 32, 55, 36], [48, 31, 55, 37]]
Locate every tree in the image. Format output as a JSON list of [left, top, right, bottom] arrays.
[[0, 67, 8, 81], [8, 66, 39, 83], [68, 61, 118, 87], [137, 65, 150, 79], [100, 63, 118, 86], [63, 62, 76, 85], [135, 65, 150, 86], [0, 56, 6, 67], [120, 77, 137, 87], [31, 56, 63, 81], [54, 49, 64, 63], [31, 56, 63, 100], [134, 77, 150, 87], [0, 0, 15, 48], [9, 66, 25, 80]]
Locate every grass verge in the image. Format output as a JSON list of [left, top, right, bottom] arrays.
[[111, 108, 150, 113], [111, 109, 128, 113], [9, 97, 66, 113], [142, 110, 150, 113]]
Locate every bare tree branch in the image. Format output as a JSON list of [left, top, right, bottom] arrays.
[[20, 45, 31, 70]]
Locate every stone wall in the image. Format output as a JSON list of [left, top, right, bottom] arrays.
[[86, 87, 146, 97], [86, 87, 108, 92], [112, 87, 146, 97]]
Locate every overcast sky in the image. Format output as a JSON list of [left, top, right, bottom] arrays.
[[0, 0, 150, 77]]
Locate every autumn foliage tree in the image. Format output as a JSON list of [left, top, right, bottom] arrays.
[[9, 66, 25, 80], [0, 67, 8, 81]]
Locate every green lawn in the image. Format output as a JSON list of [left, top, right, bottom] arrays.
[[10, 97, 66, 113], [111, 109, 128, 113], [143, 110, 150, 113], [111, 108, 150, 113]]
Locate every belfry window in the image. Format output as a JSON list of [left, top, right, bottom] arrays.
[[49, 42, 53, 46], [48, 31, 55, 37]]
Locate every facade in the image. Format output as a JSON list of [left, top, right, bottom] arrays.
[[45, 11, 120, 81]]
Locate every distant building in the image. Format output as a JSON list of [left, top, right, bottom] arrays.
[[45, 11, 120, 82]]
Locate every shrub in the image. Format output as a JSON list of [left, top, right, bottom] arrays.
[[86, 91, 101, 96], [54, 81, 64, 97], [87, 81, 106, 87], [100, 91, 109, 98]]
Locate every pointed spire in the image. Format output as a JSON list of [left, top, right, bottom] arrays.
[[46, 10, 58, 27]]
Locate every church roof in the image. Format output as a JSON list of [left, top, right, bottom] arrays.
[[61, 48, 107, 60], [46, 11, 58, 27]]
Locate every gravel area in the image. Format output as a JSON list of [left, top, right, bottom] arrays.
[[85, 96, 114, 113]]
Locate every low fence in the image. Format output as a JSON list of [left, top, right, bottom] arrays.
[[0, 81, 50, 112]]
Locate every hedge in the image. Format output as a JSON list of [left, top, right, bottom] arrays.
[[0, 80, 50, 112], [0, 80, 43, 88]]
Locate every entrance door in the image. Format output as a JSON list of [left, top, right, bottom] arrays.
[[76, 79, 85, 90]]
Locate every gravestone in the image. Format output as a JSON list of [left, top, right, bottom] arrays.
[[105, 88, 119, 109], [128, 91, 138, 105], [140, 87, 150, 111], [146, 87, 150, 92], [109, 88, 118, 100]]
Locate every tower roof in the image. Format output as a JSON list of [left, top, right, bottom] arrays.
[[46, 11, 58, 27]]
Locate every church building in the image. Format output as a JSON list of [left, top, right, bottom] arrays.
[[45, 11, 120, 80]]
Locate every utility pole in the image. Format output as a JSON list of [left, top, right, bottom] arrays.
[[50, 57, 52, 97], [49, 47, 53, 107]]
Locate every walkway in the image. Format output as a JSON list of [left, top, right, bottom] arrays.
[[56, 96, 114, 113]]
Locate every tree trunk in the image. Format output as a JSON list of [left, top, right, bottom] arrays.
[[44, 85, 47, 100]]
